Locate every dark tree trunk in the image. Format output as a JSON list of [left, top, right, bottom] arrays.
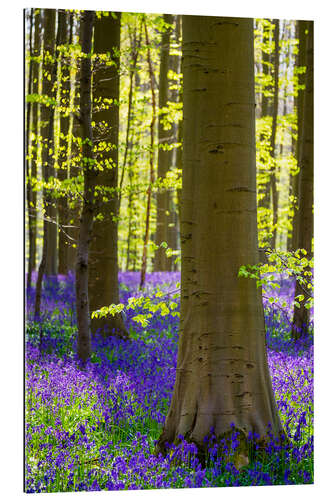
[[291, 21, 313, 340], [75, 10, 95, 363], [29, 9, 41, 285], [40, 9, 58, 276], [67, 15, 81, 273], [157, 15, 283, 462], [88, 12, 127, 337], [291, 21, 306, 252], [57, 11, 73, 275], [287, 22, 298, 252], [34, 8, 57, 318], [154, 14, 173, 271], [26, 9, 35, 290]]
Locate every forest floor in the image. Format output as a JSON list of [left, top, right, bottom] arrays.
[[25, 272, 313, 492]]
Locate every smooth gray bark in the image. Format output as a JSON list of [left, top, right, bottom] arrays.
[[157, 15, 283, 460]]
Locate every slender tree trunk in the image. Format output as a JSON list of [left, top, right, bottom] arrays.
[[119, 24, 141, 207], [41, 9, 58, 276], [291, 21, 313, 340], [291, 20, 306, 251], [125, 136, 135, 271], [270, 19, 280, 249], [257, 20, 272, 245], [261, 20, 270, 118], [88, 12, 127, 337], [75, 10, 95, 363], [34, 8, 57, 318], [168, 15, 182, 271], [139, 20, 157, 289], [57, 11, 73, 275], [154, 14, 173, 271], [287, 22, 298, 252], [157, 16, 283, 461], [29, 9, 41, 282], [26, 9, 34, 289], [67, 15, 81, 272]]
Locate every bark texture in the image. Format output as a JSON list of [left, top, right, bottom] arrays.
[[67, 17, 82, 272], [154, 14, 173, 271], [34, 8, 57, 318], [88, 12, 127, 337], [75, 10, 95, 363], [291, 21, 306, 251], [157, 16, 283, 456], [292, 21, 313, 339], [30, 9, 41, 276], [26, 8, 35, 289], [40, 9, 58, 276]]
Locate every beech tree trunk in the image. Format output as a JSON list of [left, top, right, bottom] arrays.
[[88, 12, 127, 337], [168, 15, 182, 271], [139, 20, 157, 289], [287, 22, 299, 252], [261, 20, 270, 118], [125, 133, 135, 271], [75, 10, 95, 363], [291, 21, 306, 251], [157, 15, 283, 458], [39, 9, 57, 276], [154, 14, 173, 271], [257, 20, 272, 243], [119, 24, 141, 207], [28, 9, 41, 284], [291, 21, 313, 340], [57, 11, 73, 275], [67, 15, 81, 272], [26, 8, 35, 289], [34, 8, 57, 318], [270, 19, 280, 249]]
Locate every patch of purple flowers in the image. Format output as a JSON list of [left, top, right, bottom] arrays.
[[25, 272, 313, 492]]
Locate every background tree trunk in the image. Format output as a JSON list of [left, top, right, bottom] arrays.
[[139, 20, 157, 289], [157, 15, 283, 458], [154, 14, 173, 271], [291, 21, 313, 340], [168, 15, 182, 271], [26, 8, 35, 289], [287, 22, 299, 252], [34, 8, 57, 318], [67, 14, 81, 273], [30, 9, 41, 277], [57, 11, 73, 275], [270, 19, 280, 249], [88, 12, 128, 337], [40, 9, 58, 276], [75, 10, 95, 363], [291, 20, 306, 251]]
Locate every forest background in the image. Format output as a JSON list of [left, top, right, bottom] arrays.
[[1, 0, 332, 499]]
